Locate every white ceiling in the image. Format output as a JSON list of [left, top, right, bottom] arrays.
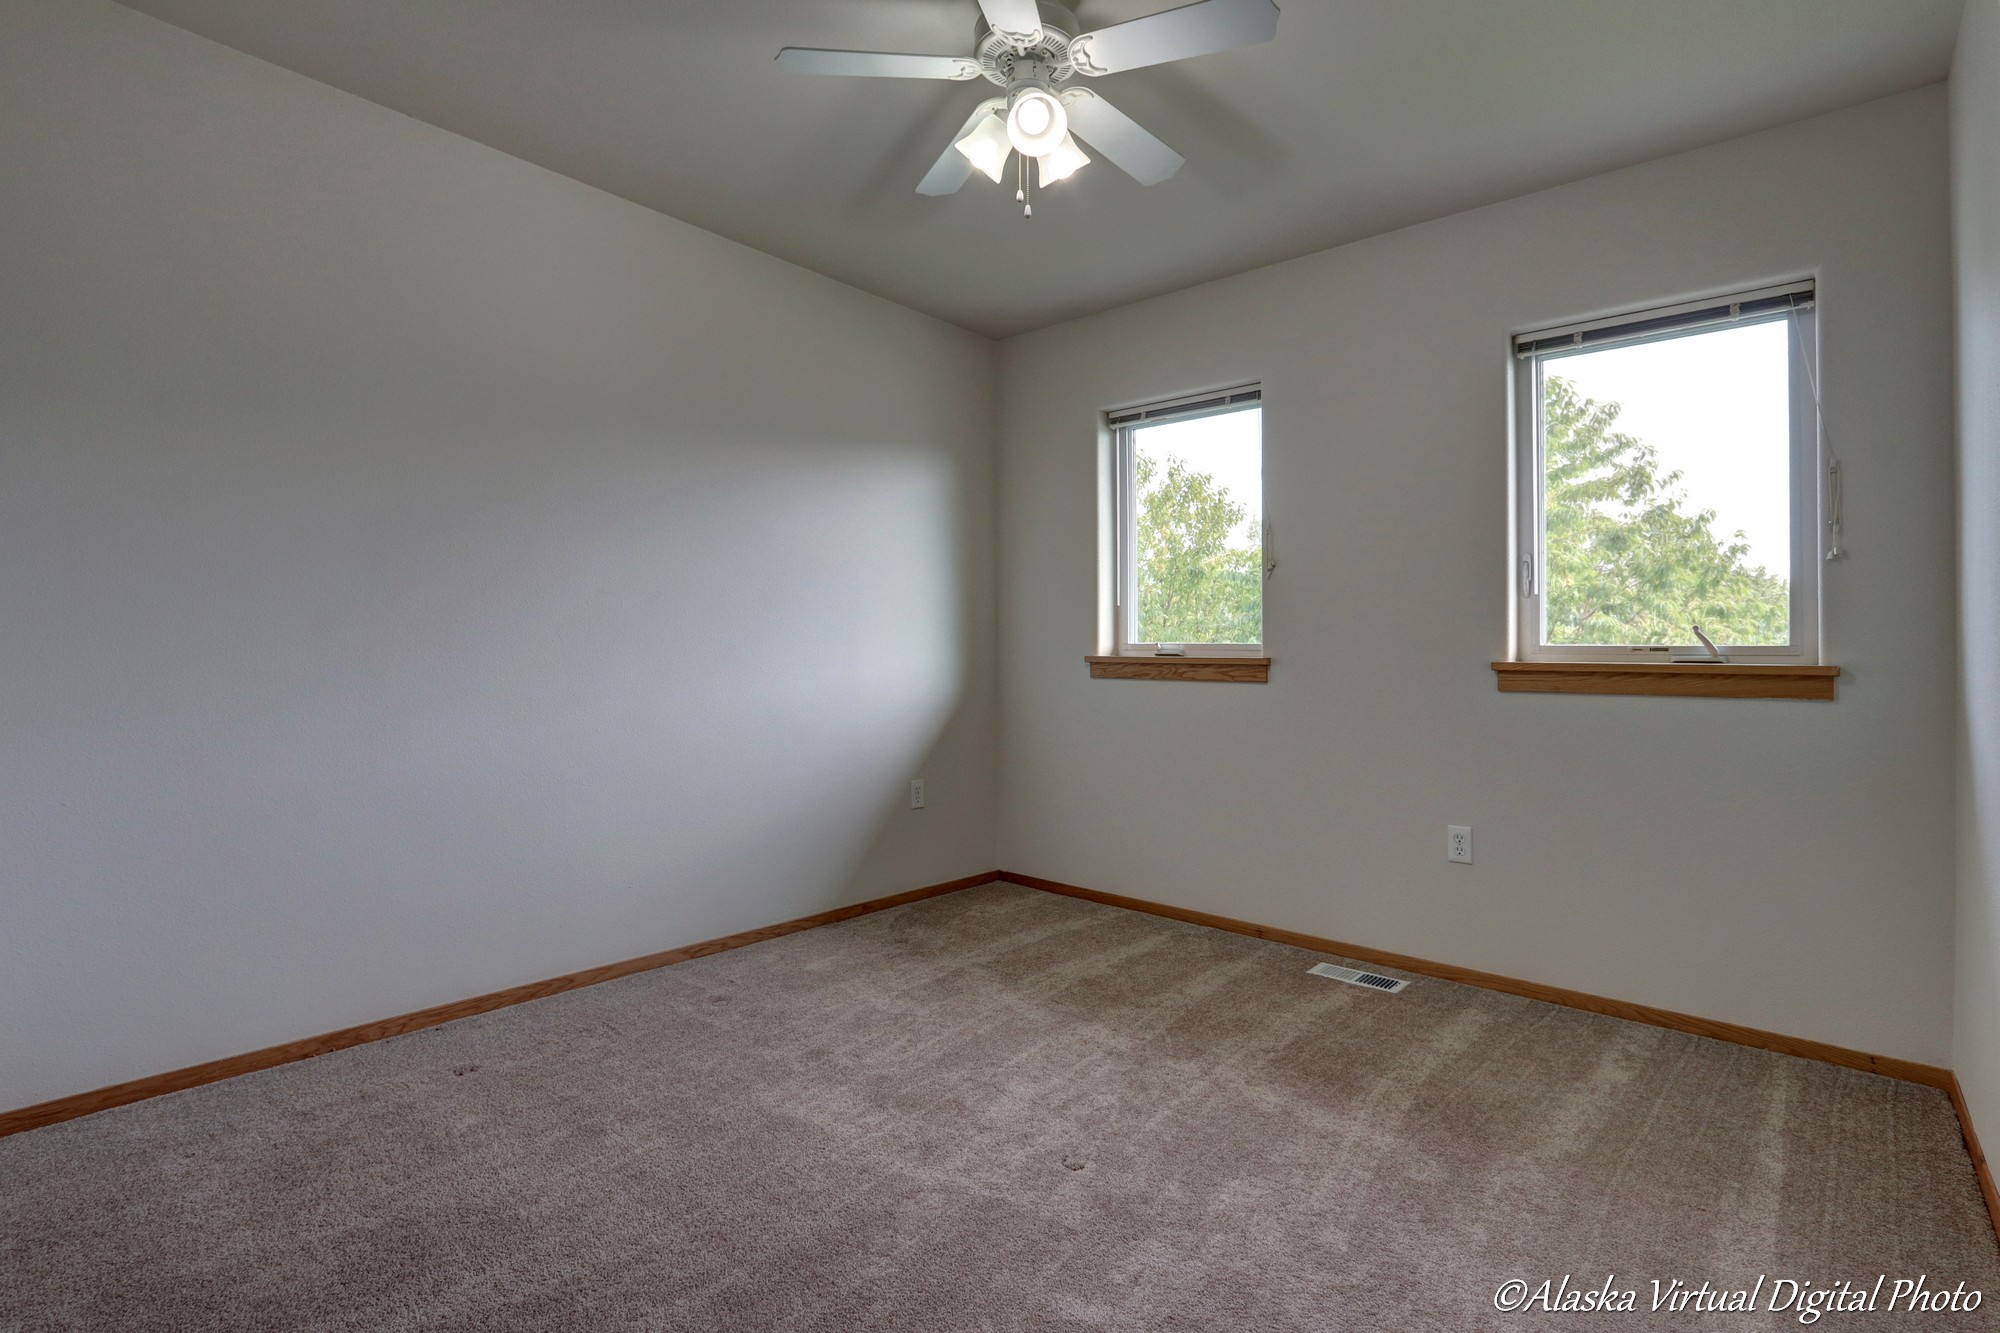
[[117, 0, 1964, 336]]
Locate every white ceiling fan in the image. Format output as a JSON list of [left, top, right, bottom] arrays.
[[776, 0, 1280, 214]]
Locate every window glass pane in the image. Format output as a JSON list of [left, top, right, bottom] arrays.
[[1131, 406, 1262, 645], [1540, 320, 1791, 646]]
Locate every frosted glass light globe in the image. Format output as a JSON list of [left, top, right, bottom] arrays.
[[1006, 87, 1067, 158], [952, 112, 1013, 183], [1037, 134, 1090, 186]]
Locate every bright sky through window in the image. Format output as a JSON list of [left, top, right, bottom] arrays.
[[1133, 410, 1263, 544], [1545, 320, 1791, 577], [1127, 404, 1263, 648]]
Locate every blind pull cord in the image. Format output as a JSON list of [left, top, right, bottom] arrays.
[[1787, 294, 1843, 561]]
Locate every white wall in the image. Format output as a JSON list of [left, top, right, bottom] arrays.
[[0, 0, 1970, 1115], [1956, 0, 2000, 1138], [998, 88, 1958, 1064], [0, 0, 996, 1111]]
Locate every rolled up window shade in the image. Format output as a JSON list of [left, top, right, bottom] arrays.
[[1514, 281, 1813, 360], [1107, 385, 1260, 427]]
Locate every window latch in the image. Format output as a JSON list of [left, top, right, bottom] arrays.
[[1520, 557, 1536, 596]]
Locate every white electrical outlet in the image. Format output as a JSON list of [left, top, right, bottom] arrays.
[[1447, 825, 1472, 864], [909, 779, 926, 810]]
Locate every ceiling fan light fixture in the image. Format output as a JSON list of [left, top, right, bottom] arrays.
[[776, 0, 1277, 203], [1005, 85, 1068, 158], [953, 112, 1013, 183], [1037, 134, 1090, 186]]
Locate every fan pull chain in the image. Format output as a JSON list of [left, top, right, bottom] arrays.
[[1015, 154, 1025, 205]]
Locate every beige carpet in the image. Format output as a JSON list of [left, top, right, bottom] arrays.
[[3, 882, 1996, 1331]]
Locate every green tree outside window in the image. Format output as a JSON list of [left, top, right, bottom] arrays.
[[1540, 374, 1789, 646], [1128, 375, 1785, 651], [1133, 451, 1262, 645]]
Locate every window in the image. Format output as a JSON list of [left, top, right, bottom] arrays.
[[1111, 387, 1265, 656], [1513, 282, 1821, 663]]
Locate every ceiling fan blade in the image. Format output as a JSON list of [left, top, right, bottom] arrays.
[[917, 100, 1007, 196], [1061, 90, 1184, 185], [1068, 0, 1279, 75], [976, 0, 1045, 47], [776, 48, 981, 80]]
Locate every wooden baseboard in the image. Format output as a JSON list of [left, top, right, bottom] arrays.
[[1034, 855, 1990, 1242], [1949, 1076, 2000, 1250], [13, 858, 1982, 1245], [1024, 858, 1995, 1244], [0, 871, 999, 1138], [998, 871, 1951, 1090]]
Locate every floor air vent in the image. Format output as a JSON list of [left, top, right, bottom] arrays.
[[1308, 962, 1409, 993]]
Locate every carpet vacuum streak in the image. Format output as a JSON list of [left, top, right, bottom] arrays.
[[3, 883, 1996, 1331]]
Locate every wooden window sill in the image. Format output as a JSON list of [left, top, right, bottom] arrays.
[[1087, 656, 1270, 683], [1491, 661, 1840, 700]]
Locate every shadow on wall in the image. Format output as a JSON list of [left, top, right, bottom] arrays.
[[0, 434, 993, 1113]]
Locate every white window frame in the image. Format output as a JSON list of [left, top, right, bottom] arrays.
[[1111, 386, 1266, 658], [1511, 285, 1822, 665]]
